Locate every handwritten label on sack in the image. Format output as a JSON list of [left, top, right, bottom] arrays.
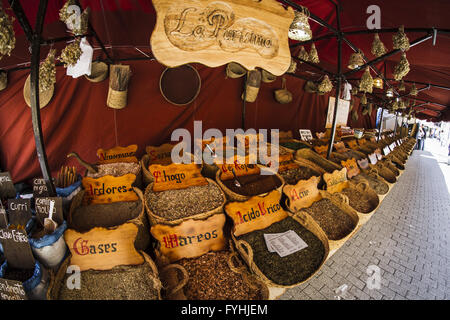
[[32, 178, 52, 197], [341, 158, 360, 179], [357, 158, 370, 170], [0, 172, 16, 199], [218, 156, 260, 180], [151, 213, 226, 263], [225, 190, 288, 237], [146, 144, 175, 165], [0, 228, 36, 269], [97, 144, 138, 164], [283, 176, 321, 212], [82, 174, 138, 204], [35, 197, 63, 226], [64, 223, 144, 271], [313, 145, 328, 158], [299, 129, 313, 141], [368, 153, 378, 165], [323, 168, 348, 194], [383, 146, 390, 155], [0, 278, 27, 300], [7, 199, 31, 227], [150, 163, 208, 192]]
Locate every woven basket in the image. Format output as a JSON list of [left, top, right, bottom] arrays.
[[107, 88, 127, 109], [85, 61, 108, 83], [369, 163, 397, 184], [295, 148, 342, 174], [68, 187, 150, 252], [242, 70, 261, 103], [144, 178, 226, 226], [215, 165, 285, 202], [226, 62, 247, 79], [201, 146, 238, 180], [47, 250, 162, 300], [231, 212, 329, 288], [274, 77, 293, 104], [23, 74, 54, 109]]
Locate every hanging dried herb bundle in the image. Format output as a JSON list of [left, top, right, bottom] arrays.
[[304, 80, 318, 93], [393, 25, 410, 51], [110, 65, 131, 91], [351, 85, 358, 96], [318, 75, 332, 93], [39, 49, 56, 93], [59, 39, 82, 67], [349, 97, 355, 111], [352, 109, 359, 121], [297, 46, 309, 62], [360, 93, 367, 105], [72, 7, 90, 35], [409, 83, 418, 96], [59, 0, 76, 23], [287, 58, 297, 73], [393, 53, 410, 81], [398, 80, 406, 92], [371, 33, 387, 57], [308, 43, 320, 64], [392, 100, 399, 110], [348, 50, 364, 69], [0, 4, 16, 60], [359, 67, 373, 93]]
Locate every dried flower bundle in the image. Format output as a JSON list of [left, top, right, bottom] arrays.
[[393, 25, 410, 51], [59, 38, 82, 67], [371, 33, 387, 57], [359, 67, 373, 93], [297, 46, 309, 62], [393, 53, 410, 81], [39, 49, 56, 93], [287, 58, 297, 73], [309, 43, 320, 64], [360, 93, 367, 105], [398, 80, 406, 91], [409, 83, 418, 96], [318, 75, 333, 93]]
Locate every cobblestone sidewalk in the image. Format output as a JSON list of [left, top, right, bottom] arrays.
[[280, 149, 450, 300]]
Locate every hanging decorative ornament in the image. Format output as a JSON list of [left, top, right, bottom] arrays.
[[347, 50, 364, 70], [359, 67, 373, 93], [39, 49, 57, 93], [386, 87, 394, 98], [393, 53, 410, 81], [393, 25, 410, 52], [371, 33, 387, 57], [0, 3, 16, 60], [398, 80, 406, 92], [308, 43, 320, 64], [288, 7, 313, 41], [373, 77, 383, 89], [287, 58, 297, 73], [410, 82, 418, 96], [72, 7, 90, 36], [360, 93, 367, 105], [58, 38, 83, 68], [297, 46, 309, 62], [392, 100, 399, 110], [318, 75, 333, 93]]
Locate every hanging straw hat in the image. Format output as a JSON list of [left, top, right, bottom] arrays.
[[160, 64, 201, 106], [226, 62, 247, 79], [85, 61, 109, 83], [241, 69, 261, 103], [23, 74, 54, 109], [261, 69, 277, 83], [274, 77, 293, 104]]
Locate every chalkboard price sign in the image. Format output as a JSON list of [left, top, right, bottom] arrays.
[[0, 278, 27, 300], [35, 197, 63, 226], [7, 199, 31, 227], [33, 178, 51, 197], [0, 228, 36, 269], [0, 172, 16, 199]]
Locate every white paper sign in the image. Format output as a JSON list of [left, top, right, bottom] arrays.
[[326, 97, 351, 129], [264, 230, 308, 257], [299, 129, 313, 141], [66, 37, 93, 78]]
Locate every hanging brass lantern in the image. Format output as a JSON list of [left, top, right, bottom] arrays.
[[309, 43, 320, 64], [347, 50, 364, 70], [373, 77, 383, 89], [359, 67, 373, 93], [288, 7, 312, 41], [371, 33, 387, 57]]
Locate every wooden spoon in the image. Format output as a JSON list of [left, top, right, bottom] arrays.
[[67, 152, 98, 174]]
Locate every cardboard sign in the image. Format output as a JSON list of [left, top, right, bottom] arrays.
[[82, 174, 138, 204], [0, 228, 36, 269], [326, 97, 350, 128], [368, 153, 378, 165], [0, 278, 27, 300], [217, 155, 260, 180], [357, 158, 370, 170], [374, 148, 383, 160], [0, 172, 16, 199], [34, 197, 64, 226], [151, 213, 226, 263], [96, 144, 138, 164], [7, 199, 31, 227], [149, 163, 208, 192], [313, 145, 328, 158], [299, 129, 313, 141], [64, 223, 144, 271], [224, 190, 288, 237], [283, 176, 321, 212], [341, 158, 360, 179], [347, 140, 359, 150], [32, 178, 52, 198], [383, 146, 390, 155], [150, 0, 294, 76], [146, 143, 175, 165], [323, 168, 348, 194], [0, 208, 7, 228], [334, 142, 347, 153]]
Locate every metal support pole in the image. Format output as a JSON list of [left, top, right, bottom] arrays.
[[393, 112, 399, 136], [377, 108, 384, 141]]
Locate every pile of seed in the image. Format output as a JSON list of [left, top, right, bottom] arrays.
[[352, 173, 389, 195], [146, 181, 224, 221], [87, 162, 140, 178], [177, 251, 265, 300], [58, 262, 160, 300], [303, 198, 356, 240], [341, 187, 377, 213], [222, 173, 282, 197], [70, 200, 142, 232], [237, 217, 325, 286], [279, 166, 320, 185]]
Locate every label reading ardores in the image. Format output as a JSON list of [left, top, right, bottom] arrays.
[[81, 174, 138, 204]]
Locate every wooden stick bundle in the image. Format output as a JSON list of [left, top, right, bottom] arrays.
[[110, 65, 131, 91], [56, 166, 77, 188]]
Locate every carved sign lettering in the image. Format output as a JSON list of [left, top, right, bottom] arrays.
[[341, 158, 360, 179], [323, 168, 349, 194], [283, 176, 321, 212], [97, 145, 138, 164], [150, 163, 208, 191]]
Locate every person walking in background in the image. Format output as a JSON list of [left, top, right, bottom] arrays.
[[417, 125, 425, 150]]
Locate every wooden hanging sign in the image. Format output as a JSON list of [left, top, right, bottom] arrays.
[[323, 168, 348, 194], [368, 153, 378, 165], [146, 143, 175, 165], [64, 223, 144, 271], [0, 228, 36, 270], [347, 140, 359, 150], [224, 190, 288, 236], [0, 278, 27, 300], [298, 129, 313, 141], [97, 144, 138, 164], [150, 0, 294, 76], [217, 155, 260, 180], [149, 163, 208, 192], [283, 176, 321, 212], [81, 174, 138, 204], [7, 199, 31, 228], [357, 158, 370, 170], [151, 213, 226, 263], [35, 197, 64, 226], [0, 172, 16, 199], [313, 145, 328, 158], [340, 158, 360, 179], [334, 142, 347, 153]]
